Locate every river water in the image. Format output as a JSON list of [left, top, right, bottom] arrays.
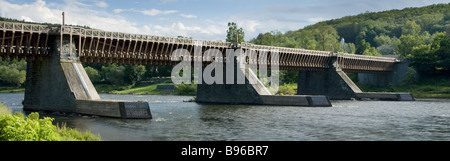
[[0, 93, 449, 141]]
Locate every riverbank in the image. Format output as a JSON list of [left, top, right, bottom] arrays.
[[0, 103, 101, 141], [94, 83, 175, 95], [1, 81, 449, 98], [357, 76, 450, 98]]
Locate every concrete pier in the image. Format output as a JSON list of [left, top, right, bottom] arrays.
[[196, 57, 332, 107], [297, 54, 415, 101], [23, 37, 152, 118]]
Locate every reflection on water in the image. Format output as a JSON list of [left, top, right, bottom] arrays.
[[1, 93, 449, 141]]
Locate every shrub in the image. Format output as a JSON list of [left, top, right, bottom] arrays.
[[84, 66, 100, 83], [0, 112, 59, 141], [402, 67, 418, 85], [0, 104, 100, 141], [175, 83, 197, 95], [276, 83, 297, 95]]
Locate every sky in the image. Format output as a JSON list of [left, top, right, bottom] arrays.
[[0, 0, 448, 41]]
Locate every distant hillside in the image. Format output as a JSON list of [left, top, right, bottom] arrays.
[[251, 3, 450, 54], [311, 3, 450, 45], [251, 3, 450, 78]]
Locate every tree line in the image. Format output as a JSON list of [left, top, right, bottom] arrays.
[[249, 3, 450, 79]]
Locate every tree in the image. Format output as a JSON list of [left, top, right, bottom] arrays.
[[397, 34, 427, 58], [356, 40, 381, 56], [407, 32, 450, 75], [0, 66, 26, 87], [226, 22, 245, 42], [84, 66, 100, 83], [402, 20, 421, 35], [125, 65, 146, 85], [356, 40, 371, 54], [313, 25, 342, 51], [343, 42, 356, 54], [101, 64, 126, 85]]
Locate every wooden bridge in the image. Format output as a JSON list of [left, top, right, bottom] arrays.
[[0, 21, 413, 119], [1, 21, 397, 73]]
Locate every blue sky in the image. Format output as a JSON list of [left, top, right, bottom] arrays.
[[0, 0, 448, 41]]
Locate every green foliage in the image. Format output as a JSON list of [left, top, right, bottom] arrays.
[[0, 103, 11, 115], [407, 32, 450, 74], [343, 42, 356, 54], [84, 66, 100, 83], [356, 40, 381, 56], [358, 75, 450, 98], [313, 25, 343, 52], [248, 3, 450, 80], [280, 70, 298, 84], [226, 22, 245, 42], [276, 83, 297, 96], [174, 83, 197, 96], [0, 104, 100, 141], [250, 3, 449, 52], [402, 20, 422, 35], [402, 67, 418, 85], [101, 64, 126, 85], [56, 123, 101, 141], [0, 112, 59, 141], [397, 34, 428, 57], [0, 59, 27, 87], [125, 65, 147, 85]]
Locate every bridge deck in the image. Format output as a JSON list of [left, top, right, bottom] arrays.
[[1, 21, 397, 72]]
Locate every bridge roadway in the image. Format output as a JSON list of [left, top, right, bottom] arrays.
[[1, 21, 397, 73]]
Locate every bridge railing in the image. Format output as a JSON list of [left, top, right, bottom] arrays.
[[1, 21, 398, 72], [337, 52, 397, 72], [1, 21, 51, 59], [0, 21, 49, 33]]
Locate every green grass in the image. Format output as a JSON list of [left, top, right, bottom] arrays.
[[357, 77, 450, 98], [94, 83, 175, 95], [0, 86, 25, 93]]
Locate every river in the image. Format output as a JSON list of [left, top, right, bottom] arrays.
[[0, 93, 449, 141]]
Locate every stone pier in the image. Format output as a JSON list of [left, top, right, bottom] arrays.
[[23, 37, 152, 118], [196, 56, 332, 107], [297, 54, 415, 101]]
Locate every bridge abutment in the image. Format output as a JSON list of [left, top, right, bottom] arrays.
[[23, 37, 152, 118]]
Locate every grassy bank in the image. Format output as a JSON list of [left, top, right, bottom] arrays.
[[1, 79, 449, 98], [0, 86, 24, 93], [94, 82, 197, 96], [0, 103, 101, 141], [94, 83, 174, 95], [358, 81, 450, 98]]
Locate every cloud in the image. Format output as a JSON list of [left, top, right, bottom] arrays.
[[140, 9, 178, 16], [0, 0, 140, 33], [148, 22, 225, 40], [180, 14, 197, 19], [307, 17, 328, 23], [160, 0, 178, 3], [113, 8, 178, 16], [0, 0, 60, 24], [94, 1, 108, 8], [113, 8, 126, 14]]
